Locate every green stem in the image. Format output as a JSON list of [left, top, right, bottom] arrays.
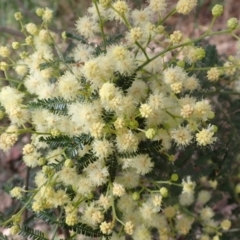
[[137, 29, 231, 71], [0, 77, 22, 84], [135, 41, 149, 60], [158, 8, 177, 25], [93, 0, 106, 51]]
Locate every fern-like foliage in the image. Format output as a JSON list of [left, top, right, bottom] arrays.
[[39, 57, 75, 71], [118, 140, 162, 158], [19, 225, 48, 240], [65, 32, 88, 44], [48, 159, 65, 171], [114, 71, 136, 93], [28, 97, 69, 115], [76, 152, 98, 172], [106, 154, 118, 182], [40, 134, 93, 158], [92, 34, 123, 57], [0, 232, 9, 240], [62, 222, 111, 239]]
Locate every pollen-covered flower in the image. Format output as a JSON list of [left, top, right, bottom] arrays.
[[76, 16, 99, 38], [176, 0, 197, 15], [196, 125, 216, 146], [207, 67, 220, 81], [182, 176, 196, 194], [171, 126, 192, 146]]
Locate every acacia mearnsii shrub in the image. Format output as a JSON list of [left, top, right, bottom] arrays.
[[0, 0, 240, 239]]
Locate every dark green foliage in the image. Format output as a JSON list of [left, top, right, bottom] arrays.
[[0, 233, 10, 240], [102, 109, 115, 124], [118, 140, 162, 158], [92, 34, 123, 57], [65, 32, 88, 44], [106, 154, 118, 182], [61, 222, 111, 239], [76, 152, 98, 171], [39, 134, 93, 158], [114, 72, 136, 93], [39, 57, 75, 71], [28, 97, 69, 116], [48, 159, 65, 171], [19, 225, 48, 240]]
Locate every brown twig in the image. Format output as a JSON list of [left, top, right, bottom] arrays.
[[0, 27, 24, 38]]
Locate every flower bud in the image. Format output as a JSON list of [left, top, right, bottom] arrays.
[[14, 12, 23, 21], [36, 8, 44, 17], [132, 192, 140, 201], [12, 42, 20, 49], [25, 36, 34, 45], [145, 128, 156, 139], [0, 62, 9, 71], [0, 46, 10, 58], [227, 18, 239, 30], [220, 219, 231, 230], [177, 60, 185, 68], [160, 187, 168, 197], [171, 173, 179, 182], [64, 159, 74, 168], [212, 4, 223, 17]]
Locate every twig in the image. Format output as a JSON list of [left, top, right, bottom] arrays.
[[0, 27, 24, 38]]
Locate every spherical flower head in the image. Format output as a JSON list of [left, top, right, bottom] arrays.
[[221, 219, 231, 230], [99, 82, 118, 101], [127, 27, 144, 43], [25, 23, 38, 35], [170, 30, 183, 44], [179, 192, 194, 206], [148, 0, 167, 14], [195, 47, 206, 60], [212, 4, 223, 17], [12, 42, 20, 49], [113, 182, 126, 197], [140, 104, 153, 118], [14, 12, 23, 21], [92, 139, 113, 159], [124, 221, 134, 235], [10, 187, 23, 199], [0, 61, 8, 71], [224, 61, 236, 76], [75, 16, 98, 39], [42, 8, 53, 22], [116, 130, 139, 153], [99, 0, 112, 8], [25, 36, 34, 45], [181, 104, 194, 118], [207, 67, 220, 82], [64, 159, 74, 168], [227, 17, 239, 30], [10, 225, 20, 235], [200, 207, 215, 221], [182, 176, 196, 194], [175, 215, 194, 235], [176, 0, 197, 15], [196, 125, 216, 146], [160, 187, 168, 197], [36, 8, 44, 17], [100, 221, 114, 234], [171, 126, 192, 146], [22, 144, 35, 155], [145, 128, 156, 139], [171, 173, 179, 182], [133, 225, 151, 240], [0, 46, 10, 58], [164, 206, 176, 218], [197, 190, 211, 205], [112, 0, 129, 16]]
